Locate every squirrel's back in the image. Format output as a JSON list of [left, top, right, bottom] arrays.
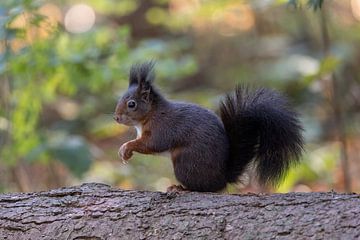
[[157, 101, 229, 157]]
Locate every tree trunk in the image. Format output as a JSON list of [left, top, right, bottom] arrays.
[[0, 183, 359, 239]]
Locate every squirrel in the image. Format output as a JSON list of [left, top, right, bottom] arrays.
[[114, 61, 304, 192]]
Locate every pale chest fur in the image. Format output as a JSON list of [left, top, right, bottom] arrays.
[[135, 125, 142, 139]]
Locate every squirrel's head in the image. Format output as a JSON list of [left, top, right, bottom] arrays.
[[114, 61, 157, 126]]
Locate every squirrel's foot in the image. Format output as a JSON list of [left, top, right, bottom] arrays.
[[118, 143, 133, 161], [166, 185, 188, 193]]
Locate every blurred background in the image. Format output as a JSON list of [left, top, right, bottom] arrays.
[[0, 0, 359, 193]]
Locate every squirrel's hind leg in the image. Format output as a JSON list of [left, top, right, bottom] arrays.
[[171, 149, 227, 192]]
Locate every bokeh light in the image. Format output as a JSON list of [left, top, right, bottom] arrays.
[[64, 4, 96, 33], [351, 0, 360, 21]]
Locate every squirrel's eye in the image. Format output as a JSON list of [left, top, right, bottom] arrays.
[[127, 100, 137, 109]]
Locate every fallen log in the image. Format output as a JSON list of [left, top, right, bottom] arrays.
[[0, 183, 359, 239]]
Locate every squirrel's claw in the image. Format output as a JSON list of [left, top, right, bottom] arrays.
[[118, 143, 133, 161], [166, 185, 188, 193]]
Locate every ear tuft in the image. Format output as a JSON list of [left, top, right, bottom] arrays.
[[129, 61, 156, 87]]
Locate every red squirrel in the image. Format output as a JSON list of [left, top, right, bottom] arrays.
[[114, 61, 304, 192]]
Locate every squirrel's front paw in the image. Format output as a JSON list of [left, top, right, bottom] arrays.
[[118, 143, 133, 161]]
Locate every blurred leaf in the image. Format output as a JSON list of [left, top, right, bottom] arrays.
[[287, 0, 324, 11], [26, 142, 48, 163], [307, 0, 324, 11], [146, 7, 167, 25], [287, 0, 299, 9], [8, 6, 24, 16], [29, 13, 46, 27], [7, 27, 26, 39], [302, 56, 339, 86], [49, 136, 93, 177], [86, 0, 138, 15]]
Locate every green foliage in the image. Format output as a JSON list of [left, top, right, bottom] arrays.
[[0, 0, 43, 42], [287, 0, 324, 11], [302, 56, 339, 86], [85, 0, 139, 16], [0, 0, 197, 178], [48, 136, 93, 177], [1, 0, 47, 165]]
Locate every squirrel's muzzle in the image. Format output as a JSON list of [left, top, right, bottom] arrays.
[[113, 114, 121, 123], [114, 114, 135, 126]]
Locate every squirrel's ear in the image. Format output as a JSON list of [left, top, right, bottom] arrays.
[[129, 64, 139, 87], [129, 61, 156, 102], [139, 81, 152, 103], [129, 61, 156, 87]]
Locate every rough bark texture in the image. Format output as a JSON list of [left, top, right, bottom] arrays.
[[0, 183, 359, 239]]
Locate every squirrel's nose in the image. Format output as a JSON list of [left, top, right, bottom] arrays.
[[113, 115, 120, 122]]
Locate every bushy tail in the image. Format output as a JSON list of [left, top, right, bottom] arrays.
[[219, 86, 304, 186]]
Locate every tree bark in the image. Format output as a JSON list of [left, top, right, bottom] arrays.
[[0, 183, 359, 239]]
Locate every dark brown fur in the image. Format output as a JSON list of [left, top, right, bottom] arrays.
[[114, 62, 304, 192]]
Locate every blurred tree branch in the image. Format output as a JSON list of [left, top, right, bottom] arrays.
[[319, 2, 351, 192]]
